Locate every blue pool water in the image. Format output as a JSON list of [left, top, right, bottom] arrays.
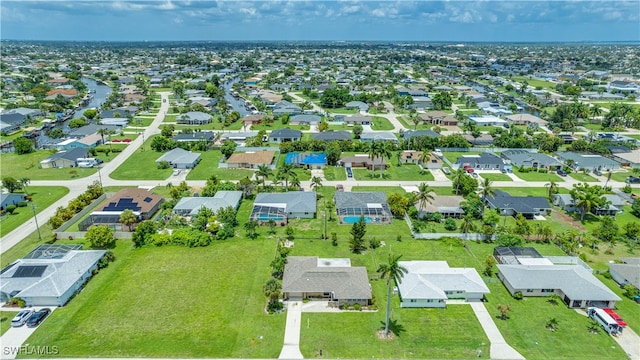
[[343, 216, 373, 224], [257, 214, 284, 221], [285, 152, 327, 165]]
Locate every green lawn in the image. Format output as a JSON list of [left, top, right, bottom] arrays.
[[24, 239, 286, 358], [163, 114, 177, 122], [353, 163, 434, 181], [130, 117, 155, 127], [0, 311, 18, 336], [610, 170, 634, 182], [0, 151, 99, 180], [251, 123, 310, 131], [109, 136, 173, 180], [480, 173, 512, 181], [443, 152, 482, 163], [568, 173, 598, 182], [328, 107, 358, 114], [513, 171, 562, 182], [323, 166, 347, 181], [185, 150, 256, 181], [174, 120, 243, 131], [0, 186, 69, 237], [397, 116, 432, 131], [512, 76, 557, 91], [370, 116, 395, 130]]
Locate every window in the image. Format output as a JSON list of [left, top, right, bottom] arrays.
[[526, 289, 534, 293], [542, 289, 554, 293], [410, 299, 417, 303]]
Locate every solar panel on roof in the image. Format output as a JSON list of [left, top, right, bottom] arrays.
[[12, 265, 47, 278]]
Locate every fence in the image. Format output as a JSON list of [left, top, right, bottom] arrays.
[[405, 213, 488, 241], [55, 193, 108, 232], [55, 231, 133, 240]]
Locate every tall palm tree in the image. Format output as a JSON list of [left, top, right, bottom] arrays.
[[256, 164, 272, 189], [415, 182, 434, 213], [545, 180, 558, 200], [368, 140, 381, 178], [278, 163, 296, 191], [97, 128, 109, 145], [479, 178, 495, 211], [377, 254, 408, 337], [460, 213, 476, 241], [311, 176, 323, 192], [378, 142, 392, 178], [289, 174, 301, 190], [418, 151, 430, 174], [590, 105, 602, 121], [453, 168, 466, 195]]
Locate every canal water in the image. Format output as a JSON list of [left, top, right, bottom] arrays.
[[74, 77, 112, 118], [223, 77, 250, 116]]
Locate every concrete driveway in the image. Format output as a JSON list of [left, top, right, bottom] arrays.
[[0, 307, 56, 359], [279, 301, 304, 359]]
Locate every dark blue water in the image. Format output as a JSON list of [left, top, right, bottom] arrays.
[[75, 77, 112, 117], [223, 78, 249, 116]]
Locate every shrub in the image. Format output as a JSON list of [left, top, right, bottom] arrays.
[[513, 291, 523, 300], [579, 253, 588, 262], [444, 218, 457, 231], [266, 299, 283, 314], [538, 168, 548, 173], [623, 284, 639, 299], [7, 297, 26, 308], [353, 303, 361, 311], [98, 250, 116, 269], [331, 232, 338, 246], [17, 201, 27, 207], [157, 160, 171, 169], [369, 237, 381, 249], [396, 234, 402, 242], [5, 205, 16, 214]]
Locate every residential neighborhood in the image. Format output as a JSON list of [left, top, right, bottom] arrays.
[[1, 35, 640, 360]]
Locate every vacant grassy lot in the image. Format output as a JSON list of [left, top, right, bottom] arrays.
[[396, 116, 432, 131], [0, 311, 18, 336], [323, 166, 347, 181], [353, 163, 434, 181], [371, 116, 395, 130], [185, 150, 256, 181], [512, 76, 557, 91], [0, 151, 98, 180], [251, 123, 310, 131], [512, 171, 562, 182], [110, 136, 174, 180], [568, 173, 598, 182], [25, 239, 286, 358], [130, 116, 154, 127], [480, 173, 512, 181], [0, 186, 69, 237]]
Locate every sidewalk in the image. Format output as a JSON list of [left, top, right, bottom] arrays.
[[278, 301, 303, 360]]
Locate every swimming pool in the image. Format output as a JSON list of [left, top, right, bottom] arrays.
[[257, 214, 284, 221], [285, 152, 327, 165], [343, 216, 373, 224]]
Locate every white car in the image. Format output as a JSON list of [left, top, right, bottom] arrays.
[[173, 169, 181, 176], [11, 309, 34, 327]]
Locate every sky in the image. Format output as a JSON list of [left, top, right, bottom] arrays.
[[1, 0, 639, 42]]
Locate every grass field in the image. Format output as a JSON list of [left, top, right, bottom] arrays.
[[396, 116, 432, 130], [353, 163, 434, 181], [323, 166, 347, 181], [568, 172, 598, 182], [513, 171, 562, 182], [109, 136, 173, 180], [370, 116, 395, 131], [0, 152, 98, 180], [185, 150, 256, 181], [480, 173, 512, 181], [0, 311, 18, 336], [0, 186, 69, 237], [511, 76, 557, 91], [443, 152, 482, 163]]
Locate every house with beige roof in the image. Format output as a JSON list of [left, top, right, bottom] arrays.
[[225, 151, 275, 169]]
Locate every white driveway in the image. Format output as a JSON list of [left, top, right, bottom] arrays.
[[469, 302, 525, 360], [278, 301, 304, 359], [0, 307, 56, 359]]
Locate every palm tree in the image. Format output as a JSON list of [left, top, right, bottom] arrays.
[[479, 178, 495, 210], [418, 151, 430, 174], [256, 164, 272, 189], [590, 105, 602, 121], [368, 140, 380, 178], [377, 254, 408, 337], [311, 176, 323, 192], [97, 128, 109, 145], [278, 163, 296, 191], [19, 177, 30, 196], [460, 213, 476, 241], [378, 142, 392, 178], [289, 175, 301, 190], [545, 180, 558, 200], [415, 182, 434, 213], [453, 168, 466, 195]]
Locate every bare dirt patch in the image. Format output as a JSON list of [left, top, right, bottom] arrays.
[[551, 209, 586, 232]]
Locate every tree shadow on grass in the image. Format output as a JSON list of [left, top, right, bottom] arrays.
[[379, 319, 406, 337]]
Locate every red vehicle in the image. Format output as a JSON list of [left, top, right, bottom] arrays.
[[466, 168, 474, 173], [603, 308, 627, 327], [123, 138, 131, 143], [112, 139, 121, 143]]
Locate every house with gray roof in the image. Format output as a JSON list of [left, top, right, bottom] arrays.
[[156, 148, 201, 169], [456, 153, 510, 171], [251, 192, 317, 224], [345, 101, 370, 112], [272, 100, 302, 116], [416, 195, 465, 219], [177, 111, 213, 125], [0, 121, 19, 134], [290, 114, 321, 125], [172, 131, 216, 142], [485, 190, 550, 219], [343, 114, 372, 125], [39, 148, 89, 168], [497, 262, 620, 308], [270, 128, 302, 143], [1, 193, 26, 212], [553, 193, 624, 217], [334, 192, 391, 224], [501, 149, 562, 170], [312, 130, 351, 142], [609, 258, 640, 291], [401, 129, 439, 140], [0, 244, 106, 306], [282, 256, 372, 306], [556, 152, 620, 171], [173, 191, 243, 216], [398, 261, 490, 308], [68, 124, 121, 139], [359, 132, 398, 144]]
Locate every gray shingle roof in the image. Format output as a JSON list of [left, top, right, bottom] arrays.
[[398, 261, 489, 300], [173, 191, 243, 215], [312, 131, 351, 141], [609, 262, 640, 289], [172, 132, 215, 142], [334, 192, 387, 210], [45, 148, 89, 162], [501, 150, 562, 168], [282, 256, 371, 300], [253, 192, 317, 214], [156, 148, 200, 165], [497, 264, 620, 301], [270, 128, 302, 139], [485, 190, 550, 214]]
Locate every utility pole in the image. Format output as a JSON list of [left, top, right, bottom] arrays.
[[31, 204, 42, 241]]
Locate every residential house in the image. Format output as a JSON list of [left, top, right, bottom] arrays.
[[345, 101, 370, 112], [419, 111, 458, 126], [456, 153, 510, 171], [505, 113, 548, 127], [100, 109, 135, 119], [0, 113, 26, 128], [226, 151, 275, 169], [0, 193, 26, 212], [290, 114, 321, 125], [0, 244, 106, 306], [556, 152, 620, 171], [177, 111, 213, 125], [156, 148, 201, 169], [468, 115, 508, 127], [609, 258, 640, 291], [359, 132, 398, 144], [501, 149, 562, 170], [251, 192, 317, 223], [485, 190, 551, 219], [495, 247, 620, 308], [397, 261, 490, 308], [334, 192, 392, 225], [608, 81, 639, 93], [408, 96, 432, 110], [39, 148, 90, 168], [343, 114, 372, 126], [68, 124, 121, 139], [242, 114, 267, 127], [312, 131, 351, 142], [172, 131, 216, 143], [270, 128, 302, 143], [416, 195, 465, 219], [173, 191, 243, 216], [282, 256, 372, 306], [219, 131, 258, 143], [340, 155, 386, 171], [284, 152, 327, 169], [0, 121, 19, 134], [80, 188, 164, 231], [400, 150, 442, 169], [553, 193, 624, 216], [272, 101, 302, 116], [463, 133, 493, 146], [46, 89, 78, 99]]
